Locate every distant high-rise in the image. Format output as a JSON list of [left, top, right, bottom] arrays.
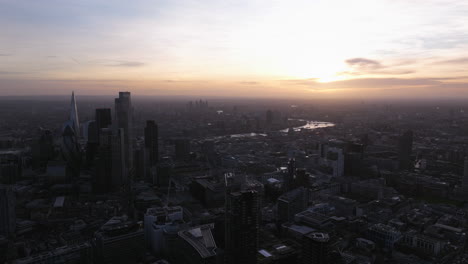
[[69, 91, 80, 137], [302, 232, 330, 264], [112, 128, 127, 189], [95, 128, 113, 193], [398, 130, 413, 170], [94, 127, 127, 192], [225, 190, 259, 264], [96, 108, 112, 139], [61, 94, 82, 180], [145, 120, 159, 166], [85, 120, 98, 165], [0, 185, 16, 237], [115, 92, 133, 169]]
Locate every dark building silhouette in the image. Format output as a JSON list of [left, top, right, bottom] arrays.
[[277, 187, 309, 224], [225, 190, 259, 264], [175, 138, 190, 161], [112, 128, 127, 189], [145, 120, 159, 167], [31, 129, 55, 170], [155, 158, 172, 187], [0, 185, 16, 238], [61, 92, 81, 181], [302, 232, 330, 264], [96, 108, 112, 139], [115, 92, 133, 169], [0, 150, 22, 184], [95, 128, 113, 193], [284, 158, 296, 191], [85, 120, 98, 165], [295, 168, 309, 188], [398, 130, 413, 170]]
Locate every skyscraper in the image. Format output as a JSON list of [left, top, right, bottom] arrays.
[[111, 128, 127, 189], [115, 92, 133, 169], [225, 190, 259, 264], [69, 91, 80, 138], [94, 127, 127, 193], [95, 128, 113, 193], [145, 120, 159, 166], [398, 130, 413, 170], [61, 94, 82, 180], [96, 108, 112, 139], [0, 185, 16, 237]]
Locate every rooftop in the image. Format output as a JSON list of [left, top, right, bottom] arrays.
[[178, 223, 217, 258]]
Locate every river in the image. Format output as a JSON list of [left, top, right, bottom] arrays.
[[227, 120, 335, 138]]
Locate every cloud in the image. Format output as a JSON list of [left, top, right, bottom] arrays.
[[345, 58, 383, 70], [107, 61, 146, 67], [0, 71, 30, 75], [436, 57, 468, 64], [239, 81, 259, 85], [343, 57, 416, 76], [279, 77, 468, 94], [338, 70, 415, 76], [0, 54, 11, 56]]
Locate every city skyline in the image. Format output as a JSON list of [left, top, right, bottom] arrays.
[[1, 0, 468, 98]]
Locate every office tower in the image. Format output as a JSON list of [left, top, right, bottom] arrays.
[[0, 185, 16, 237], [96, 108, 112, 139], [225, 190, 259, 264], [111, 128, 127, 188], [302, 232, 330, 264], [175, 138, 190, 161], [177, 224, 218, 264], [94, 216, 144, 264], [61, 95, 82, 180], [133, 142, 145, 180], [156, 158, 172, 187], [115, 92, 133, 169], [95, 128, 113, 193], [85, 120, 98, 165], [31, 129, 55, 170], [398, 130, 413, 170], [277, 187, 309, 224], [145, 120, 159, 168]]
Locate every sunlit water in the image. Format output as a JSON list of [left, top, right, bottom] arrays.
[[227, 120, 334, 138]]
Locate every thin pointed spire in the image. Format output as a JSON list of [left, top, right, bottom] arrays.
[[70, 91, 80, 137]]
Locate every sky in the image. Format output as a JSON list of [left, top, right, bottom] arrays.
[[1, 0, 468, 98]]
